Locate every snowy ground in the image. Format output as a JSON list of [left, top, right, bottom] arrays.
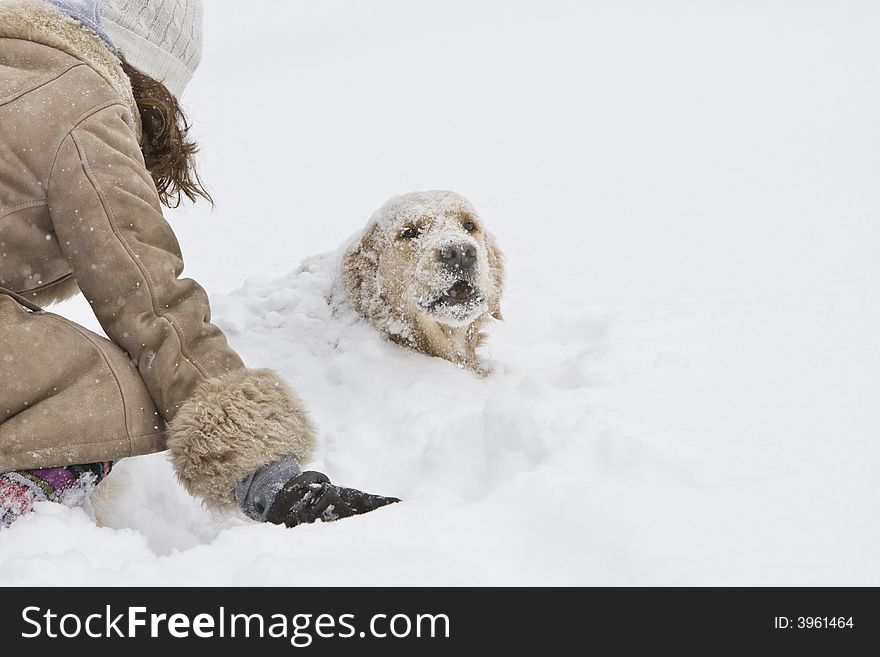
[[2, 0, 879, 585]]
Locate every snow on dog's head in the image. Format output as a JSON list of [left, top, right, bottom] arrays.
[[341, 191, 504, 372]]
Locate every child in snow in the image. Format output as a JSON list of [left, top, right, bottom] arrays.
[[0, 0, 398, 528]]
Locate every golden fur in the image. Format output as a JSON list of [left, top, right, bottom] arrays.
[[342, 191, 505, 374]]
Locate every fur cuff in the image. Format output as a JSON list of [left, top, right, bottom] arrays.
[[167, 369, 316, 511]]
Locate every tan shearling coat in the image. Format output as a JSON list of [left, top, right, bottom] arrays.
[[0, 0, 314, 509]]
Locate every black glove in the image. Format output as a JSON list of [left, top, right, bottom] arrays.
[[265, 471, 400, 528]]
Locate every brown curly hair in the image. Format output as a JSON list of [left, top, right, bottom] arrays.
[[121, 59, 213, 208]]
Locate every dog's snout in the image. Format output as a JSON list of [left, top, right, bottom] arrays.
[[438, 242, 477, 271]]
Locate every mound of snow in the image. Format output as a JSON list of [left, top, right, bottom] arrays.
[[0, 248, 606, 585], [3, 248, 879, 585]]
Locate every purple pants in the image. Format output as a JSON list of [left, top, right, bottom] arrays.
[[0, 462, 113, 528]]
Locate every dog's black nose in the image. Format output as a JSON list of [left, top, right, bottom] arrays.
[[438, 242, 477, 271]]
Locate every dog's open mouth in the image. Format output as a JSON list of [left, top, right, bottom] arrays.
[[418, 280, 486, 324], [440, 280, 477, 306]]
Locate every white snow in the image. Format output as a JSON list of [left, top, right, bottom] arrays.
[[2, 0, 879, 585]]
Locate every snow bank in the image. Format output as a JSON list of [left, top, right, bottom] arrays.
[[1, 247, 603, 585], [4, 248, 878, 585]]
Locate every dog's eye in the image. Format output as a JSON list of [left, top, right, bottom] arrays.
[[400, 227, 420, 240], [463, 220, 478, 233]]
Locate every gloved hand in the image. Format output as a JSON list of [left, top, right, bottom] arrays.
[[265, 471, 400, 528]]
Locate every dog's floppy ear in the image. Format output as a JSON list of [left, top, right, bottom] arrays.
[[483, 228, 505, 320], [341, 223, 382, 316]]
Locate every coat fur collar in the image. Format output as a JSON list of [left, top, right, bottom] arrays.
[[0, 0, 141, 139]]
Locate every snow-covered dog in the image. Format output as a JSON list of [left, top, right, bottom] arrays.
[[341, 191, 505, 374]]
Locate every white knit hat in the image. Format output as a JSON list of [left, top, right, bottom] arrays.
[[99, 0, 203, 98]]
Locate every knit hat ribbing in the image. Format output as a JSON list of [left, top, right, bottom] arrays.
[[43, 0, 116, 48], [98, 0, 203, 98]]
